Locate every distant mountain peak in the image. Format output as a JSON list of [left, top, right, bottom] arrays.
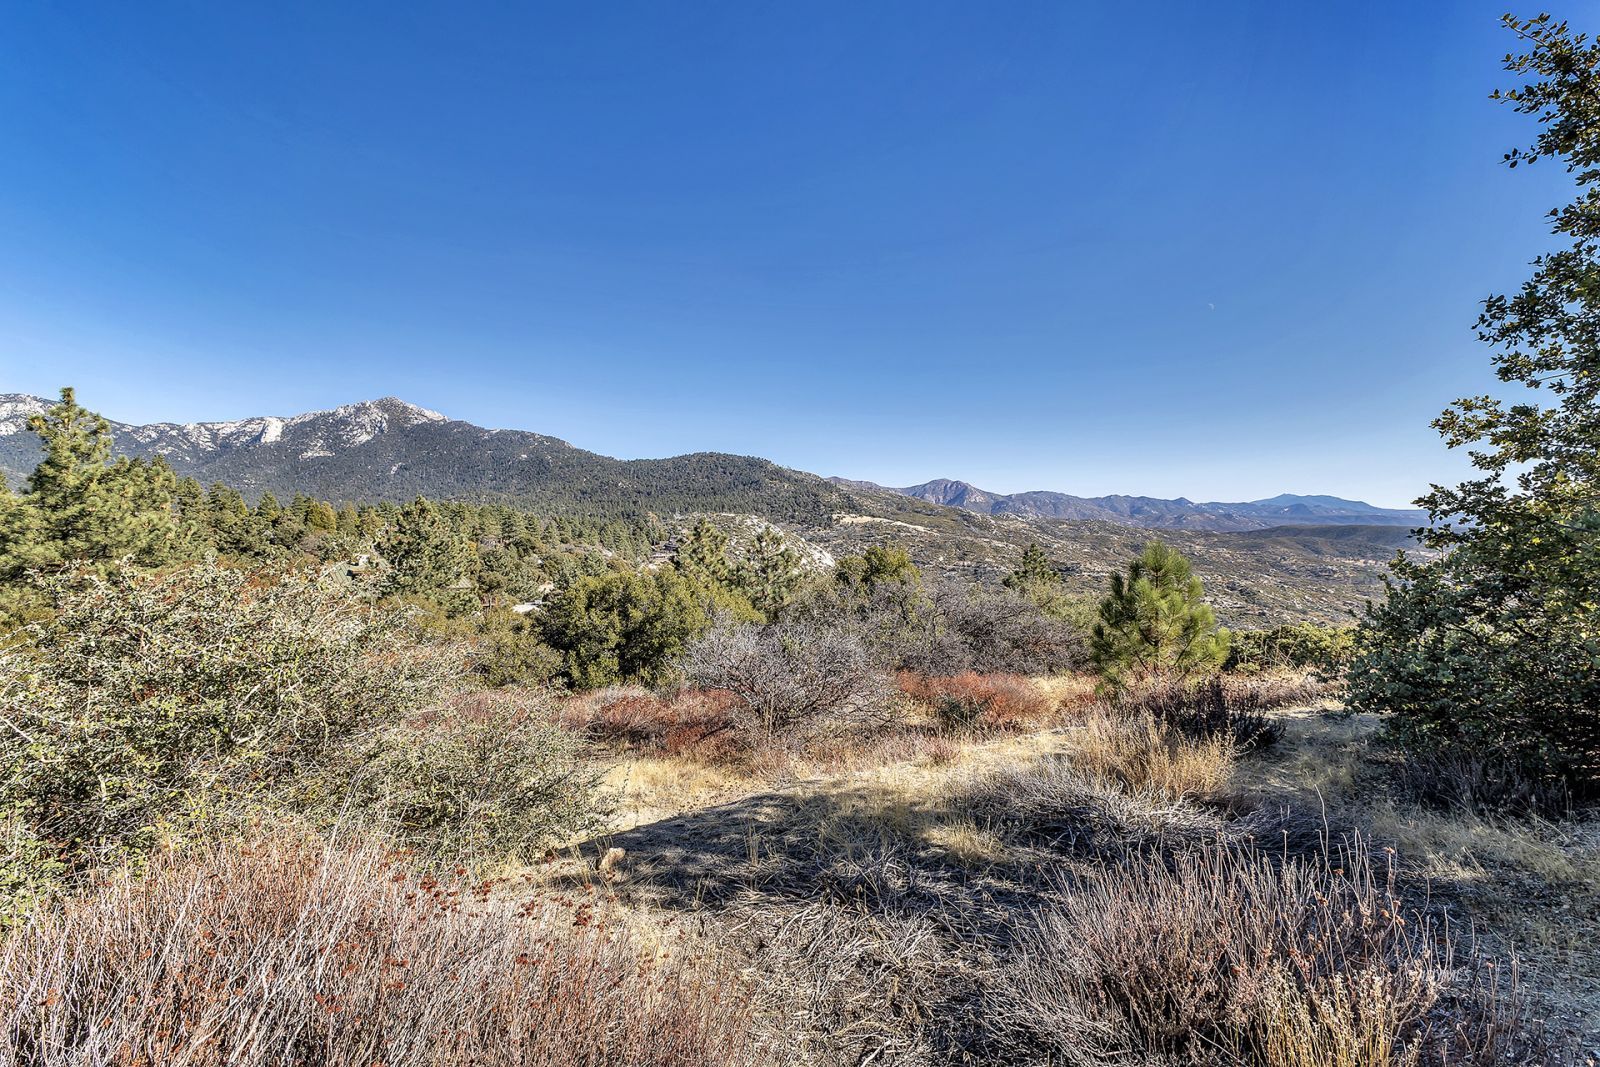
[[338, 397, 449, 424]]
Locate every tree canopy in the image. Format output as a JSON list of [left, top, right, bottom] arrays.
[[1348, 14, 1600, 798]]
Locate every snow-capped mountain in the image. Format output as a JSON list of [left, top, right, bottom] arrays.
[[0, 394, 835, 520], [116, 397, 448, 464]]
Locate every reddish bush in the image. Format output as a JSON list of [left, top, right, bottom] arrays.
[[562, 686, 740, 761], [0, 836, 767, 1067], [899, 671, 1053, 732]]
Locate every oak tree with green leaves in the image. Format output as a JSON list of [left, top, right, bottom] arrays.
[[1091, 540, 1229, 685], [1349, 14, 1600, 796]]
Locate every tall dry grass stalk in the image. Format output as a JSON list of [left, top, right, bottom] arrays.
[[1004, 836, 1544, 1067], [1072, 709, 1236, 799], [0, 835, 770, 1067]]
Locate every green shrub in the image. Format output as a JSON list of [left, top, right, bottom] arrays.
[[1225, 623, 1354, 673], [541, 568, 716, 688], [0, 561, 458, 875], [326, 691, 599, 864]]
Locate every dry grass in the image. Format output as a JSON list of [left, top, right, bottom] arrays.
[[1072, 708, 1237, 799], [0, 836, 772, 1067], [1003, 837, 1545, 1067], [1032, 672, 1101, 715]]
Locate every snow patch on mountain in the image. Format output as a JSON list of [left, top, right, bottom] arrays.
[[0, 395, 51, 436]]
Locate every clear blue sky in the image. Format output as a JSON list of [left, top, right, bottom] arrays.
[[0, 2, 1577, 507]]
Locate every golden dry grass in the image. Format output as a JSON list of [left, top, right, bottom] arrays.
[[1070, 708, 1237, 799]]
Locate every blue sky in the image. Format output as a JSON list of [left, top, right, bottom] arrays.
[[0, 2, 1577, 507]]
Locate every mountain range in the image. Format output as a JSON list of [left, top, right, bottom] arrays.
[[0, 392, 1427, 625], [0, 393, 1424, 532], [0, 394, 836, 522], [831, 477, 1427, 531]]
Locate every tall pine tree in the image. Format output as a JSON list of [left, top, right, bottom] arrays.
[[0, 388, 184, 580], [381, 496, 475, 603]]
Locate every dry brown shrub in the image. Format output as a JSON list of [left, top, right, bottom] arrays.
[[1111, 671, 1329, 749], [1001, 837, 1548, 1067], [897, 671, 1053, 732], [560, 685, 742, 762], [0, 835, 771, 1067]]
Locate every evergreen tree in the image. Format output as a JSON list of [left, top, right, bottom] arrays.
[[205, 483, 261, 557], [304, 499, 339, 533], [540, 568, 711, 687], [1091, 540, 1228, 685], [381, 496, 475, 603], [672, 517, 761, 619], [255, 492, 283, 527], [741, 525, 805, 617], [1004, 542, 1059, 590], [673, 518, 736, 588], [0, 389, 184, 579], [1349, 15, 1600, 795]]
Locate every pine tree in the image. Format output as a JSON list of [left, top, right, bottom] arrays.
[[1091, 540, 1228, 685], [673, 518, 736, 588], [0, 388, 184, 577], [381, 496, 475, 603], [1004, 542, 1059, 590], [741, 525, 804, 617]]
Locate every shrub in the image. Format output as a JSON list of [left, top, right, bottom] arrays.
[[925, 581, 1089, 675], [897, 671, 1053, 732], [0, 836, 768, 1067], [681, 618, 894, 735], [1226, 622, 1356, 673], [0, 562, 457, 876], [540, 569, 713, 688], [1392, 746, 1572, 817], [1114, 673, 1295, 750], [562, 685, 741, 761], [1003, 838, 1543, 1066], [325, 691, 600, 864], [473, 608, 563, 687]]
